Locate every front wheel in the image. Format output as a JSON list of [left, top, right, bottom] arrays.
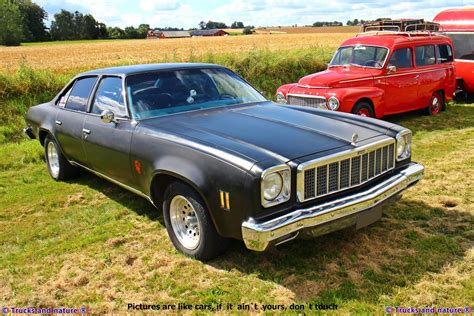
[[352, 101, 375, 118], [163, 181, 229, 261], [44, 136, 79, 181]]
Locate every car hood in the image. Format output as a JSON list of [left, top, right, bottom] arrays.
[[139, 102, 390, 171], [298, 67, 379, 88]]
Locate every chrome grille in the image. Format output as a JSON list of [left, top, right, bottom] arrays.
[[287, 94, 327, 109], [297, 139, 396, 202]]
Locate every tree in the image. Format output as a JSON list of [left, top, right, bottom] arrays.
[[243, 27, 252, 35], [199, 21, 206, 30], [0, 0, 24, 46], [16, 0, 48, 42], [107, 26, 126, 39], [124, 26, 139, 39], [137, 24, 150, 38], [50, 9, 75, 40], [231, 21, 244, 29]]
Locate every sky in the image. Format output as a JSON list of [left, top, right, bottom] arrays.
[[35, 0, 474, 29]]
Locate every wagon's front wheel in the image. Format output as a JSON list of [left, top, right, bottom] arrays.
[[163, 181, 229, 261]]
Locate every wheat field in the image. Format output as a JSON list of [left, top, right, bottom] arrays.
[[0, 33, 353, 72]]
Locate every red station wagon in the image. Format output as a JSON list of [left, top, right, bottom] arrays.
[[276, 25, 456, 118]]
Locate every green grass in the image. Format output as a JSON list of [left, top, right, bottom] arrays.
[[0, 103, 472, 313]]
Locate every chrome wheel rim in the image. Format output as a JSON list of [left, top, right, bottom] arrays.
[[169, 195, 200, 250], [431, 95, 440, 114], [47, 142, 60, 178]]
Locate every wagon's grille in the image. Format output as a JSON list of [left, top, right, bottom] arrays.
[[297, 139, 396, 202], [287, 94, 327, 109]]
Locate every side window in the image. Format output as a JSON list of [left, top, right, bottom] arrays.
[[91, 77, 127, 117], [57, 85, 73, 108], [437, 44, 454, 63], [415, 45, 436, 67], [388, 48, 413, 69], [65, 77, 97, 112]]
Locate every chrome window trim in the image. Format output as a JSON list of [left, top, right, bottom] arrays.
[[296, 137, 396, 202]]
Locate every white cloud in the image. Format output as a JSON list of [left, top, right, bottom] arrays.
[[138, 0, 181, 12]]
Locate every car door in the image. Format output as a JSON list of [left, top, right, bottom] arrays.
[[55, 76, 98, 165], [383, 47, 420, 114], [414, 44, 440, 110], [82, 76, 136, 187]]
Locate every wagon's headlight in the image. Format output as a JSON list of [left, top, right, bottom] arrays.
[[327, 97, 339, 110], [261, 165, 291, 207], [396, 130, 412, 161], [276, 92, 287, 104]]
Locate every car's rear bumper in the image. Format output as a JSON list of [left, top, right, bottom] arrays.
[[241, 162, 424, 251]]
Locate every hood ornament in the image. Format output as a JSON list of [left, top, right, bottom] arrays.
[[351, 133, 359, 146]]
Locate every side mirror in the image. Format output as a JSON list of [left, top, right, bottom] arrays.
[[387, 65, 397, 74], [100, 110, 116, 124]]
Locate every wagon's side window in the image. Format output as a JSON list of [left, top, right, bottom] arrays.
[[64, 77, 97, 112], [436, 44, 454, 63], [91, 77, 127, 117], [388, 48, 413, 69], [415, 45, 436, 67]]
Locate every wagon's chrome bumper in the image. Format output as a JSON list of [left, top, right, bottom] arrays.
[[242, 162, 424, 251]]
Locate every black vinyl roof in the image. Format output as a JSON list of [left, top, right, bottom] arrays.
[[79, 63, 223, 76]]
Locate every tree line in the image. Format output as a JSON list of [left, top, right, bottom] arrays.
[[0, 0, 256, 46]]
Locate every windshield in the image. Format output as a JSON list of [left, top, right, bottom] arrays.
[[329, 45, 388, 68], [447, 33, 474, 60], [126, 68, 267, 119]]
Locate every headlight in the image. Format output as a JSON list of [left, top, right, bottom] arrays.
[[396, 130, 412, 161], [261, 165, 291, 208], [327, 96, 339, 110], [276, 92, 287, 104]]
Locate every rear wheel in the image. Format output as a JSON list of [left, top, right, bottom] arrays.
[[352, 101, 375, 118], [425, 91, 443, 116], [163, 181, 229, 261], [44, 136, 79, 181]]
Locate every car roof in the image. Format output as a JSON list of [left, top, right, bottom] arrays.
[[79, 63, 224, 76], [341, 34, 451, 48]]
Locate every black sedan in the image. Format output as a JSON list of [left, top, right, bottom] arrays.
[[24, 63, 424, 260]]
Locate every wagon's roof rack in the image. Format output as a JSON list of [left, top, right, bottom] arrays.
[[357, 19, 441, 38]]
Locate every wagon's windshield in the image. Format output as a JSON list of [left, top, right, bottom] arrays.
[[126, 68, 267, 119], [447, 33, 474, 60], [329, 45, 388, 68]]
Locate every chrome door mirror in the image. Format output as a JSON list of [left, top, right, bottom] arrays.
[[100, 110, 116, 124], [387, 65, 397, 74]]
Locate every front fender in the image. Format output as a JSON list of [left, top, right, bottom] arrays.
[[333, 87, 385, 118], [131, 131, 258, 240]]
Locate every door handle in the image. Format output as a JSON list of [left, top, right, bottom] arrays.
[[414, 74, 420, 80], [82, 129, 91, 135], [55, 120, 62, 126]]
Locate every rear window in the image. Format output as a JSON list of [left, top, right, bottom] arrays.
[[436, 44, 454, 63], [65, 77, 97, 112], [415, 45, 436, 67], [388, 48, 413, 69]]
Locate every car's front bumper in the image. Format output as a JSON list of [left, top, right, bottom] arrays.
[[241, 162, 424, 251]]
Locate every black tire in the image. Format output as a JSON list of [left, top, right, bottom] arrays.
[[425, 91, 444, 116], [351, 101, 375, 118], [44, 136, 80, 181], [163, 181, 229, 261]]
